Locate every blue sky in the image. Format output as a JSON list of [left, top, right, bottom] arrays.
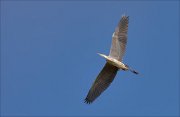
[[1, 1, 179, 116]]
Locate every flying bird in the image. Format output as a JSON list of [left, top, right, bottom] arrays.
[[84, 15, 139, 104]]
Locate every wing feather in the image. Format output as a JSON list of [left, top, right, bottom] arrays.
[[84, 62, 118, 104], [109, 16, 129, 61]]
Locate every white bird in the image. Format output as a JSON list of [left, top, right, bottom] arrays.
[[84, 15, 139, 104]]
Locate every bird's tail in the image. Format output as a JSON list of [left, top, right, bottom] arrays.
[[125, 64, 139, 74]]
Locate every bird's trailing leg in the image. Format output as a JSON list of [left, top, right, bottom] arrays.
[[125, 64, 139, 74], [129, 69, 139, 74]]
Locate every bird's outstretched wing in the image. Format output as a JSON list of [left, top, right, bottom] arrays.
[[84, 62, 118, 104], [109, 15, 129, 61]]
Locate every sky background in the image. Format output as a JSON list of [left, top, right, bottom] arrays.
[[1, 1, 179, 116]]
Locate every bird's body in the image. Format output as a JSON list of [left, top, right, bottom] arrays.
[[84, 15, 139, 104], [98, 53, 128, 70]]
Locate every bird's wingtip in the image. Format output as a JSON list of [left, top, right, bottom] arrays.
[[84, 98, 92, 104], [122, 14, 129, 18]]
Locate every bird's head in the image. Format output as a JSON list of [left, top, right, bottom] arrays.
[[97, 53, 108, 60]]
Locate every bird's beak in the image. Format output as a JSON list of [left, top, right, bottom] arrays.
[[97, 53, 107, 59], [97, 53, 103, 57]]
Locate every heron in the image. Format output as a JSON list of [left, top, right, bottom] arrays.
[[84, 15, 139, 104]]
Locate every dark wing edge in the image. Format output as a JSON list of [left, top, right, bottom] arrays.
[[109, 15, 129, 61], [84, 62, 118, 104]]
